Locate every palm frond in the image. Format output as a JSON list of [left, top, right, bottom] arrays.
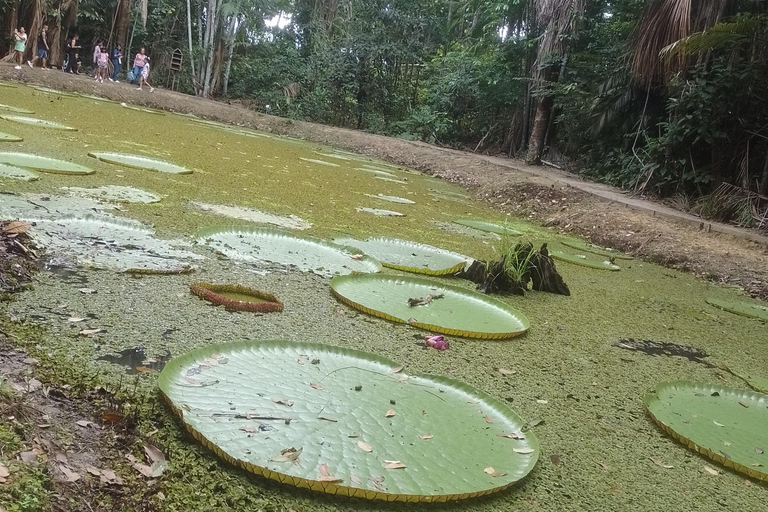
[[630, 0, 692, 85], [660, 17, 763, 60]]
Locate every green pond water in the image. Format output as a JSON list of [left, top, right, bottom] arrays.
[[1, 84, 767, 511]]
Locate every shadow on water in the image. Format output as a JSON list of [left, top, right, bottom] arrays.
[[98, 347, 170, 375], [615, 338, 711, 365]]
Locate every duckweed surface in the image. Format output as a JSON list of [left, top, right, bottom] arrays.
[[1, 84, 767, 512]]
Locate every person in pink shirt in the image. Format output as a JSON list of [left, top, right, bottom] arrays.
[[97, 44, 109, 83], [132, 48, 147, 84]]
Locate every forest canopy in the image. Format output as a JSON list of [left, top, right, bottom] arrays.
[[3, 0, 767, 228]]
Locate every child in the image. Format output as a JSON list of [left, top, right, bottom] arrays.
[[13, 27, 27, 70], [137, 57, 154, 92], [132, 48, 147, 84], [92, 41, 101, 79], [97, 45, 109, 83]]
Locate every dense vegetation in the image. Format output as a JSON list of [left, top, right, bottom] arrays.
[[2, 0, 767, 226]]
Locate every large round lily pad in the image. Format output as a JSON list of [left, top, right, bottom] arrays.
[[644, 381, 768, 481], [0, 163, 39, 181], [88, 152, 192, 174], [0, 152, 95, 175], [158, 340, 539, 502], [706, 298, 768, 321], [549, 250, 620, 271], [560, 240, 633, 260], [453, 219, 521, 236], [0, 104, 34, 114], [197, 226, 382, 277], [0, 131, 23, 142], [330, 274, 529, 339], [0, 115, 77, 131], [62, 186, 161, 204], [29, 85, 77, 97], [334, 237, 471, 276]]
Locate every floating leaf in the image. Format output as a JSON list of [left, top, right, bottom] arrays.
[[357, 441, 373, 452], [385, 410, 396, 418], [0, 115, 77, 131], [484, 467, 505, 477], [197, 226, 382, 277], [158, 340, 539, 501], [514, 448, 535, 454], [650, 457, 673, 469], [0, 131, 23, 142], [644, 381, 768, 480], [0, 163, 39, 181], [706, 298, 768, 321], [333, 237, 471, 276], [89, 152, 191, 174], [390, 365, 403, 373], [453, 219, 521, 236], [0, 152, 94, 175], [384, 462, 406, 469], [550, 250, 621, 271], [498, 368, 516, 376], [310, 383, 323, 390], [63, 186, 161, 204], [419, 434, 433, 440], [703, 465, 719, 476], [330, 274, 530, 340]]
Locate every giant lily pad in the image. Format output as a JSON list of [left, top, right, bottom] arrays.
[[549, 250, 620, 271], [299, 157, 340, 167], [62, 186, 161, 203], [190, 202, 311, 230], [357, 168, 398, 178], [364, 194, 415, 204], [88, 152, 192, 174], [334, 237, 471, 276], [190, 283, 283, 313], [0, 115, 77, 131], [644, 381, 768, 481], [25, 215, 201, 273], [121, 104, 165, 115], [374, 176, 408, 185], [0, 152, 94, 175], [197, 226, 381, 277], [0, 104, 34, 114], [706, 298, 768, 321], [0, 131, 23, 142], [330, 274, 529, 339], [0, 163, 39, 181], [355, 207, 404, 217], [453, 220, 521, 236], [29, 86, 77, 97], [78, 93, 115, 103], [158, 340, 539, 502], [561, 240, 633, 260]]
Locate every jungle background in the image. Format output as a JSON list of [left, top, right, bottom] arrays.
[[2, 0, 767, 228]]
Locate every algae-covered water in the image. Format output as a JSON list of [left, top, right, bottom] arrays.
[[1, 85, 767, 511]]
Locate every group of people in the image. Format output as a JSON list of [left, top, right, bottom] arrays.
[[12, 25, 155, 92]]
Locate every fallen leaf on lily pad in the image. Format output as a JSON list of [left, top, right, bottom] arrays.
[[498, 368, 516, 376], [484, 416, 493, 423], [271, 447, 302, 463], [713, 420, 725, 427], [318, 463, 342, 482], [357, 441, 373, 452], [79, 328, 104, 336], [310, 382, 323, 390], [498, 432, 523, 439], [484, 467, 505, 477], [384, 462, 406, 469], [318, 415, 338, 422], [351, 474, 362, 485], [272, 398, 294, 407], [385, 409, 396, 418], [390, 365, 403, 373], [514, 448, 534, 454], [419, 434, 433, 440]]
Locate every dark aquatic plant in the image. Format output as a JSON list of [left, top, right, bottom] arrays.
[[190, 282, 284, 313]]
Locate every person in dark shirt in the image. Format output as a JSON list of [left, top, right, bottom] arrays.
[[66, 35, 81, 73], [109, 44, 123, 82], [28, 24, 49, 69]]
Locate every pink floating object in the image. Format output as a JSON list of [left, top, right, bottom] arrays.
[[425, 335, 449, 350]]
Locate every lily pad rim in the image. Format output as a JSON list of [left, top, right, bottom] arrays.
[[87, 151, 193, 175], [330, 273, 531, 339], [0, 115, 78, 131], [158, 338, 541, 501], [643, 379, 768, 482], [705, 297, 768, 321]]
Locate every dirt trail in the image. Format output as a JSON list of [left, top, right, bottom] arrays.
[[1, 63, 767, 298]]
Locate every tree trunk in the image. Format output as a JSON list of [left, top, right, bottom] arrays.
[[116, 0, 132, 50], [186, 0, 197, 92], [760, 145, 768, 196], [525, 94, 554, 165], [222, 17, 237, 96], [5, 0, 19, 54], [201, 0, 218, 98]]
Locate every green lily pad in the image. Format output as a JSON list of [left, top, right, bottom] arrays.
[[197, 226, 382, 277], [549, 250, 621, 271], [334, 237, 471, 276], [0, 152, 95, 175], [299, 158, 340, 167], [364, 194, 414, 204], [29, 86, 77, 97], [78, 93, 115, 103], [190, 202, 311, 230], [355, 207, 404, 217], [357, 168, 399, 178], [0, 131, 22, 142], [62, 186, 161, 203], [121, 104, 165, 115], [560, 240, 633, 260], [0, 115, 77, 131], [706, 298, 768, 321], [0, 82, 15, 88], [0, 163, 39, 181], [88, 152, 192, 174], [453, 220, 521, 236], [331, 274, 530, 339], [0, 104, 34, 114], [374, 176, 408, 185], [26, 215, 201, 273], [644, 381, 768, 481], [158, 340, 539, 502]]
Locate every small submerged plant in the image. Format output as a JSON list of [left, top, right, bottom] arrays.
[[190, 283, 284, 313]]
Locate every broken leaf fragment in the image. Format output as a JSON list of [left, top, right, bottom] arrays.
[[271, 447, 302, 463], [484, 467, 505, 477], [650, 457, 673, 469], [703, 465, 719, 476], [318, 463, 342, 482], [498, 368, 515, 376], [384, 462, 407, 469], [419, 434, 433, 440], [357, 441, 373, 452], [318, 415, 338, 422], [514, 448, 535, 454], [390, 365, 403, 373], [310, 382, 323, 390], [385, 409, 396, 418], [484, 416, 493, 423]]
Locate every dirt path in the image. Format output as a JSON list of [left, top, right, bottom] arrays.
[[2, 63, 767, 298]]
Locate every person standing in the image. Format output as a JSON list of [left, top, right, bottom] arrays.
[[96, 45, 109, 83], [66, 35, 81, 73], [28, 24, 49, 69], [132, 47, 147, 84], [92, 41, 102, 79], [109, 44, 122, 82], [13, 27, 27, 70], [137, 57, 154, 92]]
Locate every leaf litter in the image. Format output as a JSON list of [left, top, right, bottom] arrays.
[[484, 467, 506, 477], [357, 441, 373, 452], [318, 463, 343, 483], [271, 447, 302, 463]]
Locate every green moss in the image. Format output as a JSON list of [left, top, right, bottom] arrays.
[[0, 465, 49, 512]]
